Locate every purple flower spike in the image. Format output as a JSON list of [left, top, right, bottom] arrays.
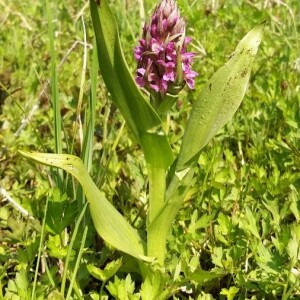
[[134, 0, 198, 98]]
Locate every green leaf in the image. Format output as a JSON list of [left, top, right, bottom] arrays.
[[6, 269, 31, 300], [140, 270, 165, 300], [289, 185, 299, 222], [47, 235, 72, 259], [287, 232, 299, 265], [47, 291, 65, 300], [45, 188, 77, 235], [19, 151, 147, 261], [176, 22, 265, 170], [87, 258, 123, 281], [241, 207, 261, 239], [90, 0, 173, 169], [106, 274, 139, 300], [189, 269, 226, 285], [220, 286, 240, 300]]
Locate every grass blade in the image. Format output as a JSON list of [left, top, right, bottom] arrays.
[[46, 0, 63, 188]]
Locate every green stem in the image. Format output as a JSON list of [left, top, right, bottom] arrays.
[[147, 167, 195, 265], [147, 165, 166, 263], [147, 224, 167, 265], [147, 166, 166, 225]]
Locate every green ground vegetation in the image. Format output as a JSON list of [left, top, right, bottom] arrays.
[[0, 0, 299, 299]]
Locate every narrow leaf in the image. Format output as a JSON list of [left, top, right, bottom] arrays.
[[19, 151, 147, 260], [177, 22, 265, 170], [90, 0, 173, 169]]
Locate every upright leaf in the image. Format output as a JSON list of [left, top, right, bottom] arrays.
[[90, 0, 173, 169], [176, 22, 265, 170]]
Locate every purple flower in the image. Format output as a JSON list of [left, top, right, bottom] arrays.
[[134, 0, 198, 98]]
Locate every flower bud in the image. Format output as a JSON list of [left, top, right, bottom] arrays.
[[134, 0, 198, 99]]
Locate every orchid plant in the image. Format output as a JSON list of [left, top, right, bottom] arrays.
[[20, 0, 264, 295]]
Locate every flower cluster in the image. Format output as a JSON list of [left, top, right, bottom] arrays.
[[134, 0, 198, 96]]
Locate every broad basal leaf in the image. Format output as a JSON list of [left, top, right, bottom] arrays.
[[19, 151, 147, 260]]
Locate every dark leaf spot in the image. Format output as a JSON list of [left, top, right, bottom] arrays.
[[241, 69, 248, 78]]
